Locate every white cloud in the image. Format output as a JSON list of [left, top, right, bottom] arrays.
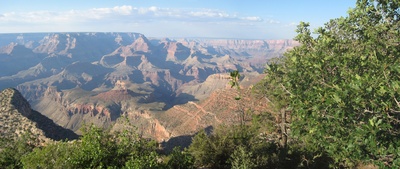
[[135, 6, 183, 18], [266, 19, 280, 24], [0, 6, 293, 39], [114, 5, 133, 15], [0, 11, 63, 23], [148, 6, 158, 12], [240, 16, 263, 21], [136, 6, 160, 14], [285, 22, 298, 27], [189, 10, 230, 18], [0, 5, 266, 24]]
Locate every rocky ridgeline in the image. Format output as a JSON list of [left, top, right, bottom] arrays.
[[0, 88, 78, 142], [0, 88, 48, 143], [6, 88, 32, 117]]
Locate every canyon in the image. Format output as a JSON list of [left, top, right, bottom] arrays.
[[0, 32, 298, 142]]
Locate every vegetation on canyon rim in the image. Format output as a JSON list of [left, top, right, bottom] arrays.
[[1, 0, 400, 168]]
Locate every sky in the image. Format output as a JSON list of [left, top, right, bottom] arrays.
[[0, 0, 356, 39]]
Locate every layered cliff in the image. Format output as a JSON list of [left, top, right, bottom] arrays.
[[176, 38, 299, 57]]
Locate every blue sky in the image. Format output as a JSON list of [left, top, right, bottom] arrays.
[[0, 0, 356, 39]]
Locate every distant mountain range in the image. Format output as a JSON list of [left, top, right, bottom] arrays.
[[0, 32, 298, 141]]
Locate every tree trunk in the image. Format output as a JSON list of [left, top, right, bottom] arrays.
[[280, 109, 287, 149]]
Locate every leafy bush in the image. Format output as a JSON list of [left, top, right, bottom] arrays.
[[187, 124, 301, 169], [22, 124, 162, 168], [0, 135, 35, 169], [21, 141, 76, 169], [188, 126, 253, 168], [166, 147, 195, 169], [124, 151, 161, 169], [260, 0, 400, 167], [229, 145, 255, 169]]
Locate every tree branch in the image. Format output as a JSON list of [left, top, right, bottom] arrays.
[[394, 97, 400, 109], [280, 84, 292, 95]]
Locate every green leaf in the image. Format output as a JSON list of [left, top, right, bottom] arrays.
[[332, 94, 341, 103], [355, 74, 361, 80], [369, 118, 375, 127], [376, 119, 382, 126], [360, 55, 367, 60], [378, 86, 387, 95], [235, 96, 241, 100], [291, 56, 297, 63]]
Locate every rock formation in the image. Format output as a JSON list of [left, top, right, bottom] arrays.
[[0, 88, 78, 143]]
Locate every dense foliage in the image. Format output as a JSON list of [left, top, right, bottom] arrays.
[[0, 135, 35, 169], [188, 124, 305, 169], [0, 124, 197, 169], [20, 125, 165, 169], [260, 0, 400, 167]]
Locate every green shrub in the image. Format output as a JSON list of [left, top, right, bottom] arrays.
[[166, 147, 195, 169], [188, 124, 289, 169], [230, 145, 255, 169], [22, 124, 163, 169], [124, 151, 162, 169], [0, 134, 35, 169], [21, 142, 76, 169], [259, 0, 400, 167]]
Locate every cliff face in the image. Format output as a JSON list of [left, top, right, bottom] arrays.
[[176, 38, 299, 57], [32, 87, 118, 132], [33, 32, 140, 59]]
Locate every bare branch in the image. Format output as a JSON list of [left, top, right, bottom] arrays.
[[394, 97, 400, 108], [280, 84, 292, 95], [387, 110, 400, 124]]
